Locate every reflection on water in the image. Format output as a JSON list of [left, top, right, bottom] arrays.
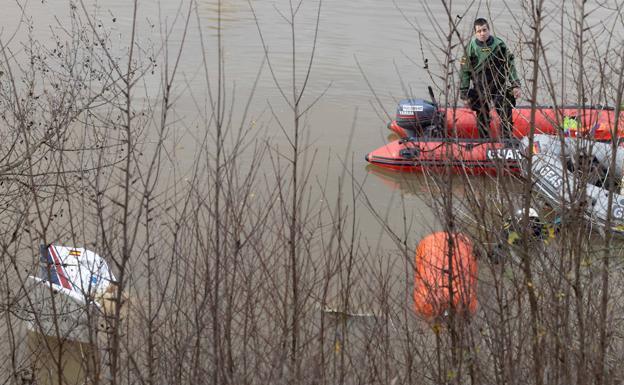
[[27, 332, 98, 385], [365, 164, 477, 198], [22, 286, 126, 384], [196, 0, 245, 30], [366, 165, 432, 196]]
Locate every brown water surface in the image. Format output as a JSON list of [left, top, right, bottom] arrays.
[[2, 1, 623, 383]]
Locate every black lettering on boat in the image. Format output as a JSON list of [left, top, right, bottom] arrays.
[[537, 165, 563, 189], [613, 205, 624, 219]]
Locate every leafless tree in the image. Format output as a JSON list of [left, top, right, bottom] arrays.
[[1, 0, 623, 384]]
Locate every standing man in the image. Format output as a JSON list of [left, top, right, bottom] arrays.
[[460, 18, 521, 139]]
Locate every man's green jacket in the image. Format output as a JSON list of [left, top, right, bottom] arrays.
[[460, 36, 520, 98]]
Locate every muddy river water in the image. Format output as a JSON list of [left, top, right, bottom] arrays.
[[2, 0, 622, 383]]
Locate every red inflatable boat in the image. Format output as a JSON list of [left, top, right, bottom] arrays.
[[389, 99, 624, 140], [365, 137, 522, 174]]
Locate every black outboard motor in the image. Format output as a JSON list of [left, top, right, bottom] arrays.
[[395, 99, 441, 136]]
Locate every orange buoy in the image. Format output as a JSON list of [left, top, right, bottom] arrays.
[[413, 232, 478, 320]]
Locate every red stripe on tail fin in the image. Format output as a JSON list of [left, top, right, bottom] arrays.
[[48, 245, 72, 290]]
